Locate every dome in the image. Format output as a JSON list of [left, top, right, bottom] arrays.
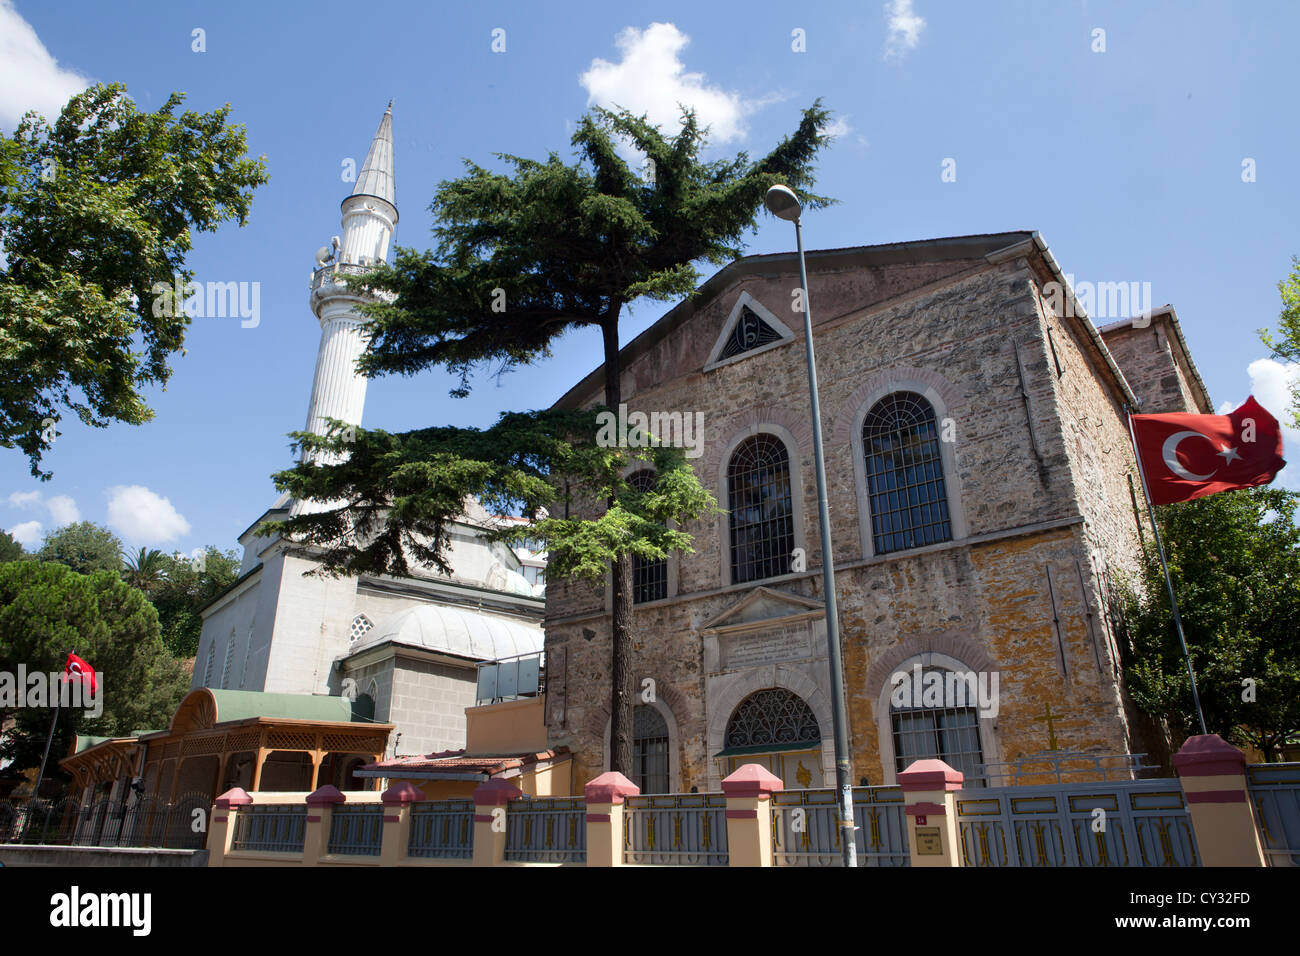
[[354, 605, 543, 662]]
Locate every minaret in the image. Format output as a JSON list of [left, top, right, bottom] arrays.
[[295, 103, 397, 508]]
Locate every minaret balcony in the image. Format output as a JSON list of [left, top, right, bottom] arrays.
[[310, 261, 377, 292]]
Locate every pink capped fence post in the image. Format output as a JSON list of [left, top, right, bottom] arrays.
[[208, 787, 252, 867], [472, 778, 522, 866], [380, 781, 424, 866], [898, 759, 964, 867], [304, 785, 346, 867], [584, 771, 639, 867], [722, 763, 783, 867], [1172, 735, 1266, 867]]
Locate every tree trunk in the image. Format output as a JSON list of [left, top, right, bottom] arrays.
[[602, 307, 635, 778]]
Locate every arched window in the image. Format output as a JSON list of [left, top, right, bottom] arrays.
[[350, 614, 374, 645], [221, 631, 237, 689], [629, 470, 667, 603], [632, 705, 670, 794], [862, 392, 952, 555], [725, 689, 820, 749], [201, 641, 216, 688], [727, 435, 795, 584], [889, 667, 984, 786]]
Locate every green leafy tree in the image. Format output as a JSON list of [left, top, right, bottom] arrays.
[[149, 547, 240, 659], [0, 530, 24, 563], [36, 521, 122, 575], [0, 83, 269, 478], [0, 561, 189, 781], [272, 103, 835, 774], [1122, 487, 1300, 760], [122, 547, 168, 594], [1259, 255, 1300, 427]]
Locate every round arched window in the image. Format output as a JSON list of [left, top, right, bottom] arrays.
[[725, 689, 820, 749]]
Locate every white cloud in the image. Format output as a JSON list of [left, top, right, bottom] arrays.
[[1218, 358, 1300, 491], [580, 23, 771, 145], [825, 116, 853, 139], [105, 485, 191, 544], [7, 490, 42, 510], [46, 494, 80, 527], [884, 0, 927, 60], [8, 520, 42, 547], [0, 0, 92, 128]]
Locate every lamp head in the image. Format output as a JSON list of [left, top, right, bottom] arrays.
[[764, 184, 803, 222]]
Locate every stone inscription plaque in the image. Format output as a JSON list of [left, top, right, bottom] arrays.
[[724, 623, 811, 669], [915, 827, 943, 855]]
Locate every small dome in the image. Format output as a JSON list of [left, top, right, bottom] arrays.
[[354, 605, 543, 662]]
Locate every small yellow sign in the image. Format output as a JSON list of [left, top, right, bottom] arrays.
[[915, 826, 943, 856]]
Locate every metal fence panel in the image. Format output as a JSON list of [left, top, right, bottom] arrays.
[[504, 796, 586, 864], [408, 800, 474, 860], [1246, 762, 1300, 867], [771, 786, 910, 866], [623, 793, 728, 866], [327, 805, 384, 856], [232, 805, 308, 853]]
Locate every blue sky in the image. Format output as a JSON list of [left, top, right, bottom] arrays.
[[2, 0, 1298, 556]]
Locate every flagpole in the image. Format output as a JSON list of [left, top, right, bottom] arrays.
[[32, 698, 62, 802], [1124, 404, 1209, 736]]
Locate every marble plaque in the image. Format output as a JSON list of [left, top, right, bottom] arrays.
[[723, 623, 811, 669]]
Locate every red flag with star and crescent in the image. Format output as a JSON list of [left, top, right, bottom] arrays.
[[63, 652, 97, 695], [1131, 396, 1286, 505]]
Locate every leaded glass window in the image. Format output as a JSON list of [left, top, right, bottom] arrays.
[[719, 305, 783, 360], [629, 470, 667, 604], [632, 705, 670, 794], [890, 668, 984, 786], [727, 435, 796, 584], [725, 689, 821, 748], [862, 391, 952, 555], [350, 614, 374, 644]]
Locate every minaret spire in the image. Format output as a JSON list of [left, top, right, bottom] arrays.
[[294, 102, 398, 511]]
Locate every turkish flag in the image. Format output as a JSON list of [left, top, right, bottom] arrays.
[[1132, 396, 1286, 505], [63, 652, 97, 695]]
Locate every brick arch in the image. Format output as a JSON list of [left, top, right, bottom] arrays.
[[864, 632, 998, 697], [701, 405, 814, 484], [831, 366, 967, 445], [595, 676, 686, 792]]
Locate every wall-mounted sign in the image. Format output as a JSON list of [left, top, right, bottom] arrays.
[[915, 827, 943, 856]]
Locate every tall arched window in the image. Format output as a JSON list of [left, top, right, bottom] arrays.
[[890, 667, 984, 786], [628, 470, 667, 604], [727, 435, 795, 584], [632, 705, 670, 794], [862, 392, 952, 555]]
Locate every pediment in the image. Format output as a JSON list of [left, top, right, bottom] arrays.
[[701, 586, 825, 634], [703, 291, 796, 371]]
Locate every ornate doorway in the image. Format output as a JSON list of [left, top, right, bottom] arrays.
[[719, 688, 823, 789]]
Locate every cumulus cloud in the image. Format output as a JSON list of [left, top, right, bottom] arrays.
[[0, 0, 92, 128], [105, 485, 191, 544], [1218, 358, 1300, 491], [5, 489, 80, 529], [8, 520, 42, 547], [580, 23, 773, 145], [884, 0, 926, 60]]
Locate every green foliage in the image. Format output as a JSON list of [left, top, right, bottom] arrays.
[[1121, 487, 1300, 759], [1258, 255, 1300, 427], [0, 561, 188, 777], [270, 411, 719, 581], [36, 521, 123, 575], [148, 547, 240, 658], [122, 547, 167, 593], [0, 529, 24, 563], [0, 83, 269, 478]]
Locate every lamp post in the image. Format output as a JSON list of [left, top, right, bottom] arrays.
[[764, 184, 857, 867]]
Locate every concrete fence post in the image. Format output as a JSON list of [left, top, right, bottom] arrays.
[[472, 778, 523, 866], [898, 759, 964, 867], [1172, 734, 1266, 867], [721, 763, 783, 867], [380, 781, 423, 866], [584, 771, 640, 867], [208, 787, 252, 868], [305, 784, 346, 867]]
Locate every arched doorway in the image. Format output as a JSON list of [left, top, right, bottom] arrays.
[[721, 689, 823, 789]]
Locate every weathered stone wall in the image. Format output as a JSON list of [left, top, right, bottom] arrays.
[[1101, 315, 1211, 415]]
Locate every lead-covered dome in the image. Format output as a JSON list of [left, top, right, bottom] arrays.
[[355, 605, 543, 661]]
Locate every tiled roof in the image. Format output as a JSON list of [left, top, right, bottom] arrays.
[[361, 746, 568, 776]]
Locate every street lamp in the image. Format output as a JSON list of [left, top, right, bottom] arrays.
[[764, 184, 857, 867]]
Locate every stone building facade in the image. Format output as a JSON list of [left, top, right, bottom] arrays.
[[542, 231, 1212, 794]]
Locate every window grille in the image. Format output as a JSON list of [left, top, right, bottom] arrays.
[[725, 689, 820, 748], [727, 435, 796, 584], [628, 470, 668, 603], [221, 632, 237, 689], [202, 641, 215, 687], [719, 305, 783, 360], [350, 614, 374, 644], [632, 705, 670, 794], [890, 668, 984, 786], [862, 391, 952, 555]]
